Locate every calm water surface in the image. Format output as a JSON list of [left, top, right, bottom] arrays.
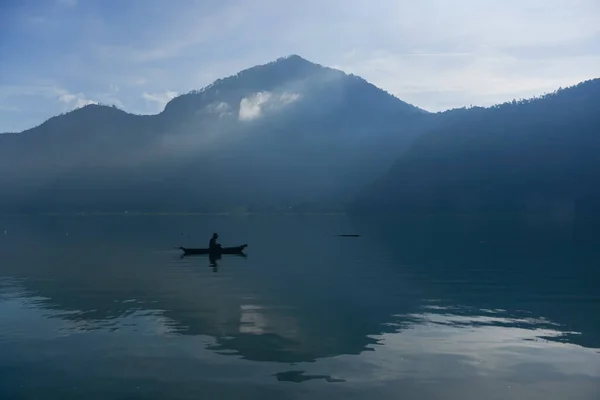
[[0, 215, 599, 399]]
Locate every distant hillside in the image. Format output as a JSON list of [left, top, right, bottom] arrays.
[[351, 79, 600, 229], [0, 55, 429, 213]]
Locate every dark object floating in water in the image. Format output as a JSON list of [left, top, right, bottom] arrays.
[[274, 370, 346, 383], [337, 234, 361, 237], [178, 244, 248, 256]]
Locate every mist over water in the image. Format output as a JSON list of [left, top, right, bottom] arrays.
[[0, 215, 598, 399]]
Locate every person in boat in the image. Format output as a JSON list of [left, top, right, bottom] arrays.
[[209, 232, 221, 251]]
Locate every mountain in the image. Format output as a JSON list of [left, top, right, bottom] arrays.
[[0, 55, 430, 213], [351, 79, 600, 231]]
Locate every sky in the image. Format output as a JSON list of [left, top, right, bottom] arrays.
[[1, 0, 599, 133]]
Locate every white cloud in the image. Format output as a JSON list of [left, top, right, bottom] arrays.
[[279, 92, 301, 106], [208, 102, 230, 112], [239, 92, 272, 121], [74, 98, 97, 108], [142, 90, 178, 111], [58, 93, 77, 104], [238, 91, 301, 121], [56, 88, 97, 109], [0, 84, 103, 111], [205, 102, 232, 117]]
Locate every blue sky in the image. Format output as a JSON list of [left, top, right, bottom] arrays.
[[1, 0, 599, 132]]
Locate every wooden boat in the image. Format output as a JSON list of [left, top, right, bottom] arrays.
[[178, 244, 247, 256]]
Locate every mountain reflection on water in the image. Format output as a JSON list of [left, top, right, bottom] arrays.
[[0, 215, 599, 399]]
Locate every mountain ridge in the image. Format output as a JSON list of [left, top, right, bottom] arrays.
[[11, 54, 426, 138], [2, 55, 598, 215], [350, 76, 600, 232], [164, 54, 427, 116], [14, 53, 594, 138], [0, 54, 427, 213]]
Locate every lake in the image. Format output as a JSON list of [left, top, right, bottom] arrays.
[[0, 215, 599, 399]]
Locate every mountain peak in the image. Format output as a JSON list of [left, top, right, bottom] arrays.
[[20, 103, 130, 135], [161, 55, 335, 116], [71, 103, 123, 114], [276, 54, 308, 61], [273, 54, 316, 65], [161, 54, 425, 120], [236, 54, 325, 78], [190, 55, 328, 95]]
